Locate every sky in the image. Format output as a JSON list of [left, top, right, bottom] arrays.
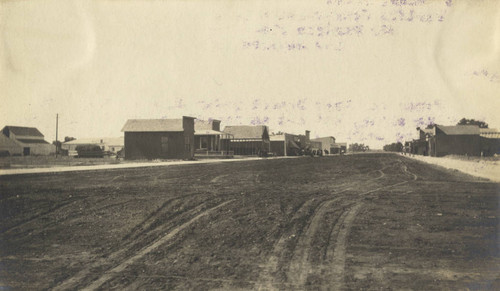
[[1, 0, 499, 149]]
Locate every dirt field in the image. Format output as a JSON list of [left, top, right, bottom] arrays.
[[1, 154, 499, 290]]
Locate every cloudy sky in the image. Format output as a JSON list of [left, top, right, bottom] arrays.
[[1, 0, 499, 148]]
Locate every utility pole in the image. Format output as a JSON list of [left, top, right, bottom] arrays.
[[55, 113, 59, 158]]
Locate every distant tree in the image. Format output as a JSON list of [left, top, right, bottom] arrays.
[[64, 136, 76, 142], [383, 142, 403, 152], [457, 118, 488, 128], [349, 143, 369, 152]]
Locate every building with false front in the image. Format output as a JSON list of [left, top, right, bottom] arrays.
[[121, 116, 195, 160]]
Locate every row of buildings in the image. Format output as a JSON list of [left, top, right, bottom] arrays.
[[0, 117, 347, 160], [404, 124, 500, 157], [121, 116, 346, 160]]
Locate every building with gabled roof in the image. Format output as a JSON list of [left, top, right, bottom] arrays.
[[1, 125, 55, 156], [222, 125, 270, 156], [416, 124, 482, 157], [121, 116, 195, 160]]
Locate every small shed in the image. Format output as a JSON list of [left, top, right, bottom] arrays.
[[121, 116, 195, 160]]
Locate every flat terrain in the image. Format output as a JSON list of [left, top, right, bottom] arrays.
[[1, 154, 499, 290]]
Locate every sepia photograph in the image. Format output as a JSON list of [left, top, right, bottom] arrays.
[[1, 0, 499, 290]]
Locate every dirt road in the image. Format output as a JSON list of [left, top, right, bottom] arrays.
[[1, 154, 498, 290]]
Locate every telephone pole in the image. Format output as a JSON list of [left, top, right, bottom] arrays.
[[55, 113, 59, 158]]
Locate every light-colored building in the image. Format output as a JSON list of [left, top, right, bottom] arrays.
[[1, 126, 55, 156], [310, 136, 336, 154]]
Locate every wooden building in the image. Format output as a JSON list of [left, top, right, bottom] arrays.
[[222, 125, 270, 156], [270, 131, 309, 156], [479, 128, 500, 156], [420, 125, 481, 157], [1, 126, 55, 156], [194, 119, 232, 156], [121, 116, 195, 160]]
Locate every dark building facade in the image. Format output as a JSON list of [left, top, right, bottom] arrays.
[[480, 128, 500, 156], [415, 125, 481, 157], [121, 116, 195, 160]]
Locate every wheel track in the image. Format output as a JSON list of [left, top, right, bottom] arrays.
[[256, 160, 416, 290], [1, 196, 96, 235], [287, 197, 351, 287], [52, 199, 235, 291], [256, 188, 353, 290]]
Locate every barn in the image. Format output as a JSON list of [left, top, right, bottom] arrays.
[[121, 116, 195, 160], [425, 125, 481, 157], [1, 126, 55, 156], [194, 119, 232, 156], [222, 125, 270, 156]]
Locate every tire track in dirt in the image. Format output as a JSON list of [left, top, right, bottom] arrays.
[[80, 199, 235, 291], [326, 202, 364, 290], [53, 200, 235, 291], [257, 161, 415, 290], [1, 196, 93, 234], [323, 166, 417, 290], [287, 197, 348, 287], [256, 188, 352, 290]]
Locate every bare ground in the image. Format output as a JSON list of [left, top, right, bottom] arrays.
[[0, 154, 498, 290]]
